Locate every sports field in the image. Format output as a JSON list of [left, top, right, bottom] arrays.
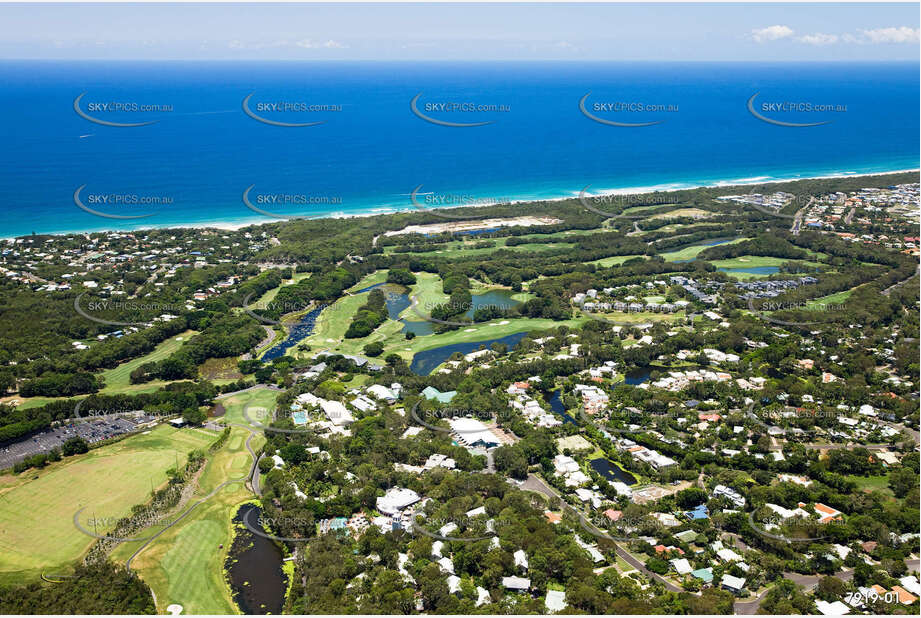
[[0, 423, 214, 583], [110, 388, 274, 614]]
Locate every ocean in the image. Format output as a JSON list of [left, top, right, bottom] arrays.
[[0, 60, 917, 237]]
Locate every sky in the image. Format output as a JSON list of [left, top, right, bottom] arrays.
[[0, 3, 918, 61]]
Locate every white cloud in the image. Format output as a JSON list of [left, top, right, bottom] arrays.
[[295, 39, 348, 49], [798, 33, 839, 46], [751, 25, 794, 43], [860, 27, 920, 44]]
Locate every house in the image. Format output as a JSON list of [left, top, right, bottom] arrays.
[[437, 557, 455, 574], [712, 484, 745, 508], [671, 558, 693, 575], [717, 548, 742, 563], [475, 586, 491, 607], [545, 589, 567, 613], [320, 400, 354, 426], [720, 573, 746, 595], [514, 549, 529, 570], [891, 586, 919, 605], [367, 384, 398, 402], [421, 386, 457, 403], [686, 505, 709, 520], [545, 512, 562, 525], [815, 600, 851, 615], [603, 509, 623, 522], [376, 487, 421, 515], [809, 502, 843, 524], [691, 567, 713, 583], [502, 576, 531, 591], [446, 575, 461, 594]]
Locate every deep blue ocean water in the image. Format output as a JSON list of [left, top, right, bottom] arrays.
[[0, 60, 917, 237]]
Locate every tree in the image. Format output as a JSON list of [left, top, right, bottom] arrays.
[[363, 342, 384, 357], [62, 437, 89, 456], [816, 576, 846, 602], [888, 467, 916, 498], [182, 407, 207, 425]]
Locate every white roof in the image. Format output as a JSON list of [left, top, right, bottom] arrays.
[[320, 400, 354, 425], [448, 417, 501, 447], [717, 548, 742, 562], [446, 575, 461, 594], [437, 557, 455, 574], [475, 586, 491, 607], [671, 558, 692, 575], [545, 589, 567, 612], [368, 384, 397, 400], [502, 576, 531, 590], [375, 487, 420, 515], [514, 549, 529, 569], [816, 600, 851, 615], [466, 506, 487, 518], [721, 574, 746, 590]]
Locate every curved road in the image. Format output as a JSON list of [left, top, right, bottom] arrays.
[[521, 473, 683, 593], [125, 424, 261, 570]]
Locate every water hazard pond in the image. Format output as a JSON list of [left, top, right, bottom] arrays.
[[225, 503, 288, 614]]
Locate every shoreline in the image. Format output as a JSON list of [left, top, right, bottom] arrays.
[[3, 167, 918, 241]]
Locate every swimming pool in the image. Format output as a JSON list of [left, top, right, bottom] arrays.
[[292, 411, 308, 425]]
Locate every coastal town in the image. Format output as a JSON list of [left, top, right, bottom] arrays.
[[0, 173, 917, 616]]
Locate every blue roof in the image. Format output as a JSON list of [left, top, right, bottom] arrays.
[[691, 567, 713, 582], [686, 505, 709, 520]]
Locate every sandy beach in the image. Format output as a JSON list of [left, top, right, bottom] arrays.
[[4, 168, 916, 241]]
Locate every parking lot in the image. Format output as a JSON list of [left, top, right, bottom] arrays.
[[0, 415, 158, 470]]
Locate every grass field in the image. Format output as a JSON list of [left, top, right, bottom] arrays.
[[707, 255, 824, 280], [250, 272, 312, 308], [0, 424, 214, 583], [659, 237, 748, 262], [587, 255, 646, 268], [100, 331, 197, 392], [848, 474, 893, 496], [805, 287, 858, 309], [384, 237, 576, 258], [111, 389, 274, 614]]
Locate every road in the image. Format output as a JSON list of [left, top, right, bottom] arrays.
[[521, 473, 683, 593], [843, 207, 856, 225], [732, 558, 921, 614], [790, 197, 813, 236], [881, 264, 920, 297]]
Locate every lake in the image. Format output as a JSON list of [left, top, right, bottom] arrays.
[[589, 457, 638, 486], [261, 304, 327, 361], [624, 367, 653, 385], [717, 266, 780, 276], [401, 288, 522, 337], [409, 331, 529, 375], [225, 504, 288, 614], [548, 389, 577, 425]]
